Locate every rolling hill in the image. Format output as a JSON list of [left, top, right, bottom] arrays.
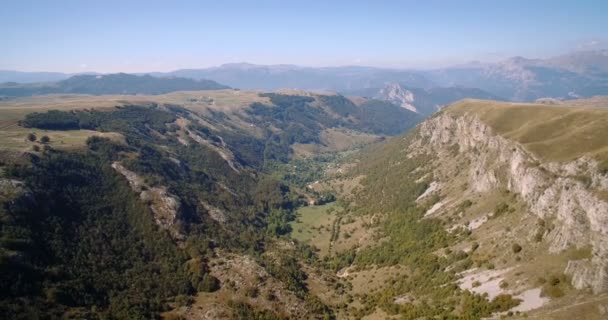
[[0, 73, 229, 98], [1, 83, 607, 319], [0, 89, 421, 318]]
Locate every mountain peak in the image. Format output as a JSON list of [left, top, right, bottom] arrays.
[[374, 82, 418, 112]]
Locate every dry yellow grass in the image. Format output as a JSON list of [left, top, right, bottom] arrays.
[[0, 90, 268, 152], [0, 126, 124, 152], [447, 99, 608, 162], [290, 203, 337, 257], [0, 90, 267, 118]]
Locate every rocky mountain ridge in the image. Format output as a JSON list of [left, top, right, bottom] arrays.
[[3, 50, 607, 102], [353, 82, 502, 115], [414, 108, 608, 293]]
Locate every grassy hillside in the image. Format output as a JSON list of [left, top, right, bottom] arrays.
[[0, 91, 420, 166], [266, 97, 608, 319], [447, 99, 608, 162], [6, 91, 605, 319], [0, 90, 422, 319]]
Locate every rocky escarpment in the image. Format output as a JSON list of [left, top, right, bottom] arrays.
[[411, 111, 608, 293], [111, 162, 185, 241], [375, 82, 417, 113]]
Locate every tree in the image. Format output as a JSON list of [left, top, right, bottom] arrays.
[[27, 133, 37, 142], [40, 135, 51, 144]]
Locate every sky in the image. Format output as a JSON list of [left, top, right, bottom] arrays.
[[1, 0, 607, 73]]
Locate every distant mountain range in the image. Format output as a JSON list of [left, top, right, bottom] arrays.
[[424, 50, 608, 101], [344, 83, 502, 115], [2, 50, 607, 101], [153, 63, 435, 92], [0, 73, 229, 97], [0, 70, 82, 83]]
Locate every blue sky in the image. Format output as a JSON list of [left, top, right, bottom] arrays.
[[1, 0, 607, 72]]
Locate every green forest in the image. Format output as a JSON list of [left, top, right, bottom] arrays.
[[2, 104, 328, 319]]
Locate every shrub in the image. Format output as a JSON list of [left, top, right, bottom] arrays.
[[574, 175, 593, 188], [40, 135, 51, 144], [27, 133, 37, 142], [548, 275, 561, 286], [457, 199, 473, 212], [471, 242, 480, 251], [174, 294, 193, 307], [499, 280, 509, 289], [245, 286, 260, 298], [198, 274, 220, 292], [493, 202, 512, 216], [490, 294, 521, 311], [512, 243, 522, 254], [265, 291, 277, 301], [600, 160, 608, 176], [541, 285, 564, 298]]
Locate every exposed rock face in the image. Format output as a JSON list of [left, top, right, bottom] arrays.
[[200, 201, 226, 223], [111, 162, 145, 191], [140, 187, 183, 239], [413, 112, 608, 293], [112, 162, 185, 240], [375, 82, 417, 112]]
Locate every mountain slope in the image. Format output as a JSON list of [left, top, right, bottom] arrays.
[[0, 70, 73, 83], [0, 90, 421, 319], [307, 98, 608, 319], [0, 73, 229, 98]]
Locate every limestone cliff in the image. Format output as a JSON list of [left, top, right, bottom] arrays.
[[111, 162, 185, 241], [411, 110, 608, 293]]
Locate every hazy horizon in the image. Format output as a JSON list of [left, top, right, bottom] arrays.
[[1, 47, 607, 75], [2, 0, 608, 73]]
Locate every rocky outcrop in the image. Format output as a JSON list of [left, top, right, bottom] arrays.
[[140, 187, 183, 239], [112, 162, 185, 240], [414, 112, 608, 293], [375, 82, 417, 113], [200, 201, 226, 224]]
